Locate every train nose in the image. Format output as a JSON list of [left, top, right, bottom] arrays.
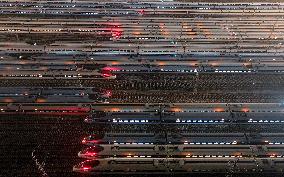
[[78, 146, 104, 159], [82, 134, 105, 145], [73, 161, 94, 173], [73, 166, 91, 173], [74, 160, 100, 173], [82, 135, 99, 145], [72, 165, 82, 173], [78, 150, 97, 158]]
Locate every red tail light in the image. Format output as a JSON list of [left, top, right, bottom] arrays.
[[82, 166, 91, 171], [86, 152, 96, 156]]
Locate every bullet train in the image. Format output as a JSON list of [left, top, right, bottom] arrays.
[[82, 132, 165, 145], [82, 132, 284, 146], [78, 144, 252, 159], [84, 108, 284, 124], [84, 103, 284, 124], [78, 143, 284, 159], [84, 110, 161, 123], [1, 42, 284, 58], [73, 157, 284, 174]]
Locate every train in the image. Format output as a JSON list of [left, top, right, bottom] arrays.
[[1, 42, 283, 57], [82, 132, 165, 145], [81, 132, 284, 146], [78, 143, 284, 159], [78, 144, 250, 158], [73, 157, 284, 174], [84, 107, 284, 124]]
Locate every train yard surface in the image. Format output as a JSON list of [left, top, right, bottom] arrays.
[[2, 0, 284, 177]]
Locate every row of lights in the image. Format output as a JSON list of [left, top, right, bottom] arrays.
[[248, 119, 284, 123], [126, 155, 152, 158], [183, 141, 237, 145], [186, 155, 243, 158], [215, 70, 252, 73], [113, 119, 149, 123], [114, 142, 154, 145], [177, 119, 225, 123]]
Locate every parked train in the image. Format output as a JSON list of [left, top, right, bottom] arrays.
[[78, 143, 284, 159], [73, 157, 284, 174], [82, 132, 165, 145], [82, 132, 284, 146], [1, 42, 283, 57], [78, 144, 251, 159], [84, 108, 284, 124]]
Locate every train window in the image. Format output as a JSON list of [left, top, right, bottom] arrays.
[[116, 161, 153, 164], [185, 161, 232, 163], [183, 146, 250, 149], [117, 147, 154, 150]]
